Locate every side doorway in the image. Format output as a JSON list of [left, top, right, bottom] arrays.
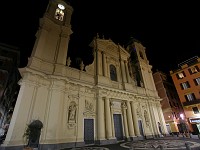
[[84, 119, 94, 145], [138, 120, 144, 137]]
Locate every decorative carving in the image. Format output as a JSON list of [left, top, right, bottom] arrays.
[[144, 110, 150, 127], [80, 61, 84, 71], [136, 104, 142, 118], [110, 101, 114, 107], [140, 81, 144, 87], [83, 99, 96, 117], [85, 100, 94, 112], [121, 101, 127, 109], [67, 57, 71, 66]]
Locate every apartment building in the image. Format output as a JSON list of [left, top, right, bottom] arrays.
[[153, 70, 185, 135], [170, 56, 200, 134]]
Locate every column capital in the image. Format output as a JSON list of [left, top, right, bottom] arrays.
[[121, 101, 127, 109]]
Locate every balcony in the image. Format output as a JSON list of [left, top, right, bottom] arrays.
[[183, 99, 200, 106]]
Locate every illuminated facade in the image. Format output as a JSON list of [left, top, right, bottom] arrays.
[[170, 56, 200, 134], [153, 71, 185, 135], [1, 0, 168, 149]]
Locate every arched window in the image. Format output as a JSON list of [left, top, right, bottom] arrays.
[[110, 64, 117, 81]]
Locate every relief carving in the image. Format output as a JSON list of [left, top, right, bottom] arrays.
[[121, 101, 127, 109], [83, 99, 95, 117], [85, 100, 94, 112], [144, 110, 150, 127], [136, 104, 142, 118]]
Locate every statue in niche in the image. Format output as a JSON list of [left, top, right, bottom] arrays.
[[68, 102, 77, 122], [144, 110, 150, 127]]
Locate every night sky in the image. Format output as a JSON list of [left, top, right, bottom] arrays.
[[0, 0, 199, 73]]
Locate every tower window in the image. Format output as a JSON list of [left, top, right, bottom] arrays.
[[55, 6, 65, 21], [110, 64, 117, 81]]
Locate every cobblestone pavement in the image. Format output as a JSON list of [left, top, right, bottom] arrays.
[[62, 136, 200, 150]]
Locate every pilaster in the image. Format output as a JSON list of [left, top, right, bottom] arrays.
[[126, 101, 135, 138], [122, 102, 129, 140], [104, 97, 112, 139], [130, 101, 141, 136], [97, 96, 105, 141]]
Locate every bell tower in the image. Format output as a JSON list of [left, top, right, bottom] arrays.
[[28, 0, 73, 75], [126, 38, 158, 96]]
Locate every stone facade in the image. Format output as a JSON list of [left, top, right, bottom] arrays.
[[1, 0, 168, 149]]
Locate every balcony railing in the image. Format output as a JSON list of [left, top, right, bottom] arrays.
[[183, 99, 200, 106]]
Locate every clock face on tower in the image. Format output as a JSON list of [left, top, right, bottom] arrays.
[[58, 4, 65, 10]]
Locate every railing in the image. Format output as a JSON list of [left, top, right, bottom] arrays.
[[183, 99, 200, 106]]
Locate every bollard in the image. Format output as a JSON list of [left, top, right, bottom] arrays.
[[159, 145, 164, 150], [185, 142, 191, 150]]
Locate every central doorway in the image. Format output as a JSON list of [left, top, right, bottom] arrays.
[[113, 114, 123, 140]]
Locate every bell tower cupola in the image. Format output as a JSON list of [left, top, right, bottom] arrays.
[[27, 0, 73, 75]]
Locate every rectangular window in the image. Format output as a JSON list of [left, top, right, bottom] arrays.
[[176, 71, 185, 79], [189, 66, 199, 74], [192, 107, 199, 114], [194, 77, 200, 85], [180, 81, 190, 89], [184, 93, 196, 101]]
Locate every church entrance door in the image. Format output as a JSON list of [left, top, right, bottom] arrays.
[[113, 114, 123, 140], [84, 119, 94, 144]]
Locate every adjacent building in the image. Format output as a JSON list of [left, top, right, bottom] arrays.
[[0, 43, 21, 129], [1, 0, 168, 149], [153, 70, 185, 135], [170, 56, 200, 134]]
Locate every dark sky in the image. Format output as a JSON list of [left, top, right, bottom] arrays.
[[0, 0, 199, 73]]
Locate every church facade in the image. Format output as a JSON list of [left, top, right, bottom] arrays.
[[2, 0, 168, 149]]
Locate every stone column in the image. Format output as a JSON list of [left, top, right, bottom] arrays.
[[126, 101, 135, 137], [124, 60, 131, 83], [157, 103, 168, 135], [120, 59, 127, 83], [122, 103, 129, 139], [105, 97, 112, 139], [148, 102, 159, 137], [97, 50, 103, 75], [130, 101, 140, 136], [102, 52, 108, 77], [97, 96, 105, 141]]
